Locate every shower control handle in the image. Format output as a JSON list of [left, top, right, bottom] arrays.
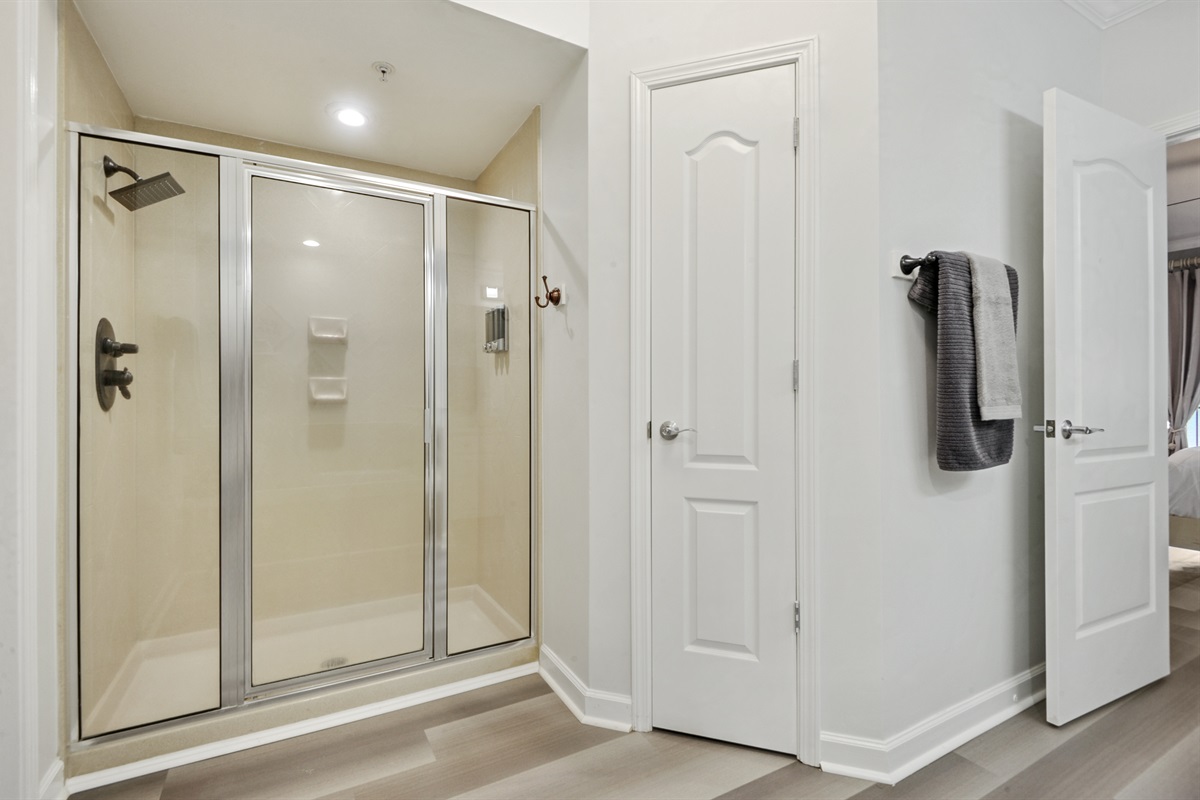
[[102, 368, 134, 400], [101, 338, 139, 357]]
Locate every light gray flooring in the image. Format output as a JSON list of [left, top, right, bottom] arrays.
[[74, 550, 1200, 800]]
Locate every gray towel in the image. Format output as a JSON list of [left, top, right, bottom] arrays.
[[908, 251, 1019, 471], [967, 252, 1022, 420]]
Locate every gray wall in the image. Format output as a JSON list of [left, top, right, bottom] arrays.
[[876, 0, 1102, 748]]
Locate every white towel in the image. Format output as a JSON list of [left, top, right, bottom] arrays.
[[967, 252, 1022, 420]]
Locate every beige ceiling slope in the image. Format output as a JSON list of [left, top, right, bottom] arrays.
[[73, 0, 584, 180]]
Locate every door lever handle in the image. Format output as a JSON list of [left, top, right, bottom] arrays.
[[659, 421, 697, 441], [1061, 420, 1104, 440]]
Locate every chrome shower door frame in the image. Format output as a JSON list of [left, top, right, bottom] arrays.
[[234, 162, 439, 700], [67, 124, 539, 747]]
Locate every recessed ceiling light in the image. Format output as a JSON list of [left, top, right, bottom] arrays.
[[337, 108, 366, 127], [302, 239, 320, 247], [327, 104, 367, 127]]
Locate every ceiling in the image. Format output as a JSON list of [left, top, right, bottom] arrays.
[[75, 0, 585, 181]]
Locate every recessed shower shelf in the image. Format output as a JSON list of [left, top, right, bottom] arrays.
[[309, 316, 348, 343], [309, 377, 348, 403]]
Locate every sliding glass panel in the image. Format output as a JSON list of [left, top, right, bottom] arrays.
[[446, 199, 532, 654], [250, 178, 428, 685], [78, 137, 221, 736]]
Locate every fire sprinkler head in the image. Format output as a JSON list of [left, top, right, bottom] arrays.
[[372, 61, 395, 82]]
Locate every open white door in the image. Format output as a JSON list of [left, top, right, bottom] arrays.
[[1043, 89, 1169, 726]]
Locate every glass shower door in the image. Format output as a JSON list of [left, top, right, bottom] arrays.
[[445, 199, 532, 654], [73, 130, 537, 739], [249, 176, 430, 685], [77, 137, 221, 736]]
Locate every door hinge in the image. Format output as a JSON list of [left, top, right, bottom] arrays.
[[793, 359, 799, 392], [793, 117, 799, 150], [647, 420, 652, 439], [794, 601, 800, 634]]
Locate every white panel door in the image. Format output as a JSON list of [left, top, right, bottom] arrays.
[[650, 64, 797, 754], [1043, 89, 1169, 726]]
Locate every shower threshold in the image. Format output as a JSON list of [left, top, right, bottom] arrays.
[[83, 584, 524, 737]]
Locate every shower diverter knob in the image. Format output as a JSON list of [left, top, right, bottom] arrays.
[[102, 368, 134, 400], [101, 337, 139, 357]]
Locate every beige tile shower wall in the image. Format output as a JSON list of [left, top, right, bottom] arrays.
[[133, 118, 476, 194], [61, 0, 133, 131], [130, 146, 221, 644], [475, 110, 539, 205], [471, 109, 538, 631], [77, 136, 139, 735], [63, 0, 138, 739], [250, 182, 427, 632]]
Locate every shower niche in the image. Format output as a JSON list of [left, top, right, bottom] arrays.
[[71, 131, 535, 739]]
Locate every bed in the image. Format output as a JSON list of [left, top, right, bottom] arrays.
[[1168, 447, 1200, 550]]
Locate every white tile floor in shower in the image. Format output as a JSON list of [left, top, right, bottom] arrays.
[[84, 585, 525, 737]]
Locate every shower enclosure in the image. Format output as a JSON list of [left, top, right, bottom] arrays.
[[69, 128, 535, 740]]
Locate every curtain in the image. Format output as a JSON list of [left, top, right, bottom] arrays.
[[1168, 267, 1200, 452]]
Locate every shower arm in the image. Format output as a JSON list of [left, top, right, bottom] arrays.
[[103, 155, 141, 183]]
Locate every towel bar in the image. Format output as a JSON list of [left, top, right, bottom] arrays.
[[900, 253, 938, 275]]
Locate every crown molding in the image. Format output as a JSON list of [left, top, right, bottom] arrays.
[[1062, 0, 1165, 29]]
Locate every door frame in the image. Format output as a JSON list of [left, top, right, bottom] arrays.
[[629, 39, 820, 765], [4, 0, 59, 795]]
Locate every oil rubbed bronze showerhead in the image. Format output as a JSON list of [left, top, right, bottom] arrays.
[[103, 155, 185, 211]]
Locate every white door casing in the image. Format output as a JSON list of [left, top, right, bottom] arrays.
[[1043, 88, 1169, 726], [649, 62, 798, 755], [631, 40, 819, 765]]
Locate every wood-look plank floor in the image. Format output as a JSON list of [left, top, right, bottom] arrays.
[[74, 551, 1200, 800]]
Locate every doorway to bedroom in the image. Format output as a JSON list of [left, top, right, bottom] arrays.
[[1167, 134, 1200, 552]]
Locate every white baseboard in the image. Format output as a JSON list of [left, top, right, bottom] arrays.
[[39, 758, 65, 800], [538, 644, 587, 716], [539, 645, 632, 733], [65, 662, 538, 795], [820, 663, 1046, 785]]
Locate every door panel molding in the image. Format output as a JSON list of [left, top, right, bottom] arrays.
[[630, 38, 820, 765]]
